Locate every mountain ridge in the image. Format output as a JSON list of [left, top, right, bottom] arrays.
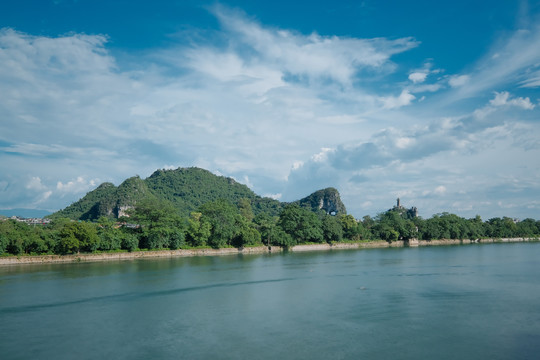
[[49, 167, 346, 220]]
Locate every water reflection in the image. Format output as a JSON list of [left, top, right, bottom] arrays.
[[1, 243, 540, 360]]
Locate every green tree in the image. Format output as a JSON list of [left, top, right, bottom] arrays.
[[486, 217, 518, 238], [322, 215, 343, 243], [120, 232, 139, 252], [338, 214, 362, 240], [0, 220, 28, 255], [466, 215, 485, 239], [168, 228, 185, 250], [517, 218, 539, 237], [129, 199, 185, 250], [362, 215, 376, 239], [278, 204, 324, 244], [58, 221, 100, 254], [254, 213, 276, 246], [186, 212, 211, 247], [374, 210, 416, 241], [232, 215, 262, 247], [0, 232, 8, 255], [199, 199, 239, 248], [238, 198, 254, 223], [97, 217, 122, 251], [271, 226, 295, 247]]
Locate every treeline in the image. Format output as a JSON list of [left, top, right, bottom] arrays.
[[1, 199, 539, 256]]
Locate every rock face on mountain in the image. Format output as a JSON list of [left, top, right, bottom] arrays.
[[295, 187, 347, 215], [49, 167, 346, 220]]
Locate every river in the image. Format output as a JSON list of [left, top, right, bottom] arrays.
[[1, 243, 539, 359]]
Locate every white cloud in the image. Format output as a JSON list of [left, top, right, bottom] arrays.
[[490, 91, 535, 109], [263, 193, 282, 200], [56, 176, 97, 195], [395, 137, 415, 149], [33, 190, 52, 205], [26, 177, 47, 191], [409, 71, 428, 83], [382, 90, 416, 109], [283, 91, 540, 218], [434, 186, 447, 195], [411, 83, 442, 93], [490, 91, 511, 106], [311, 147, 335, 162], [242, 175, 254, 189], [448, 74, 470, 87], [475, 91, 536, 119], [1, 6, 539, 221], [207, 5, 419, 87]]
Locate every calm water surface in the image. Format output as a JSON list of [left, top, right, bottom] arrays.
[[1, 243, 540, 359]]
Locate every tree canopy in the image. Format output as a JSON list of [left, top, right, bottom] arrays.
[[2, 192, 540, 257]]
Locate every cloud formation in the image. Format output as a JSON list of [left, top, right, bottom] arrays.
[[0, 6, 539, 220], [208, 6, 419, 87]]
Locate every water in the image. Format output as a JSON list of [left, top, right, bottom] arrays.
[[1, 243, 540, 359]]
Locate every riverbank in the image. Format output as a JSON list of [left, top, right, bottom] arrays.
[[0, 237, 537, 266]]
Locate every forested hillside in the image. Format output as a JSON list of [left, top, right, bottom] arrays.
[[3, 166, 536, 258], [50, 167, 347, 221], [49, 167, 285, 220]]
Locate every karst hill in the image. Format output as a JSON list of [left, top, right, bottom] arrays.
[[49, 167, 347, 220]]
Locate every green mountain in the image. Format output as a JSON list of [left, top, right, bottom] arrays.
[[49, 167, 346, 220], [296, 187, 347, 215]]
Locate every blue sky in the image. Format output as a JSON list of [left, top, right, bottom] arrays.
[[1, 0, 540, 220]]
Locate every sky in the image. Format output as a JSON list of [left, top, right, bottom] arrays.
[[1, 0, 540, 220]]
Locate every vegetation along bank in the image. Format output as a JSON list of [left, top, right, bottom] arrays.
[[1, 167, 539, 264]]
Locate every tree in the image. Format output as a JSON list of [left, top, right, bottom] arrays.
[[466, 215, 485, 239], [374, 210, 416, 241], [486, 217, 518, 238], [322, 215, 344, 243], [254, 213, 276, 246], [238, 198, 254, 223], [362, 215, 375, 239], [97, 216, 122, 251], [517, 218, 539, 237], [199, 199, 239, 248], [129, 198, 185, 250], [0, 232, 8, 255], [338, 214, 361, 240], [278, 204, 324, 244], [186, 212, 211, 247], [254, 212, 296, 247], [232, 215, 261, 247], [168, 228, 185, 250], [120, 232, 139, 252], [57, 221, 99, 254], [270, 226, 295, 247]]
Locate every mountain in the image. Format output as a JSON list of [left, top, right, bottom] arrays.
[[49, 167, 346, 220], [296, 187, 347, 215]]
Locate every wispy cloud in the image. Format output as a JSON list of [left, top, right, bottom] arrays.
[[208, 5, 419, 87], [284, 88, 540, 217], [0, 5, 539, 220], [443, 24, 540, 101]]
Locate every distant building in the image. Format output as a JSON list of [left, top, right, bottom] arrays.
[[7, 216, 51, 225], [391, 198, 418, 218]]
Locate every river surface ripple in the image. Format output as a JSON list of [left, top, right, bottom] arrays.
[[1, 243, 540, 360]]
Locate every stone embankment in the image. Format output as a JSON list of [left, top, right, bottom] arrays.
[[0, 238, 537, 266], [0, 246, 283, 265], [289, 237, 538, 251]]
